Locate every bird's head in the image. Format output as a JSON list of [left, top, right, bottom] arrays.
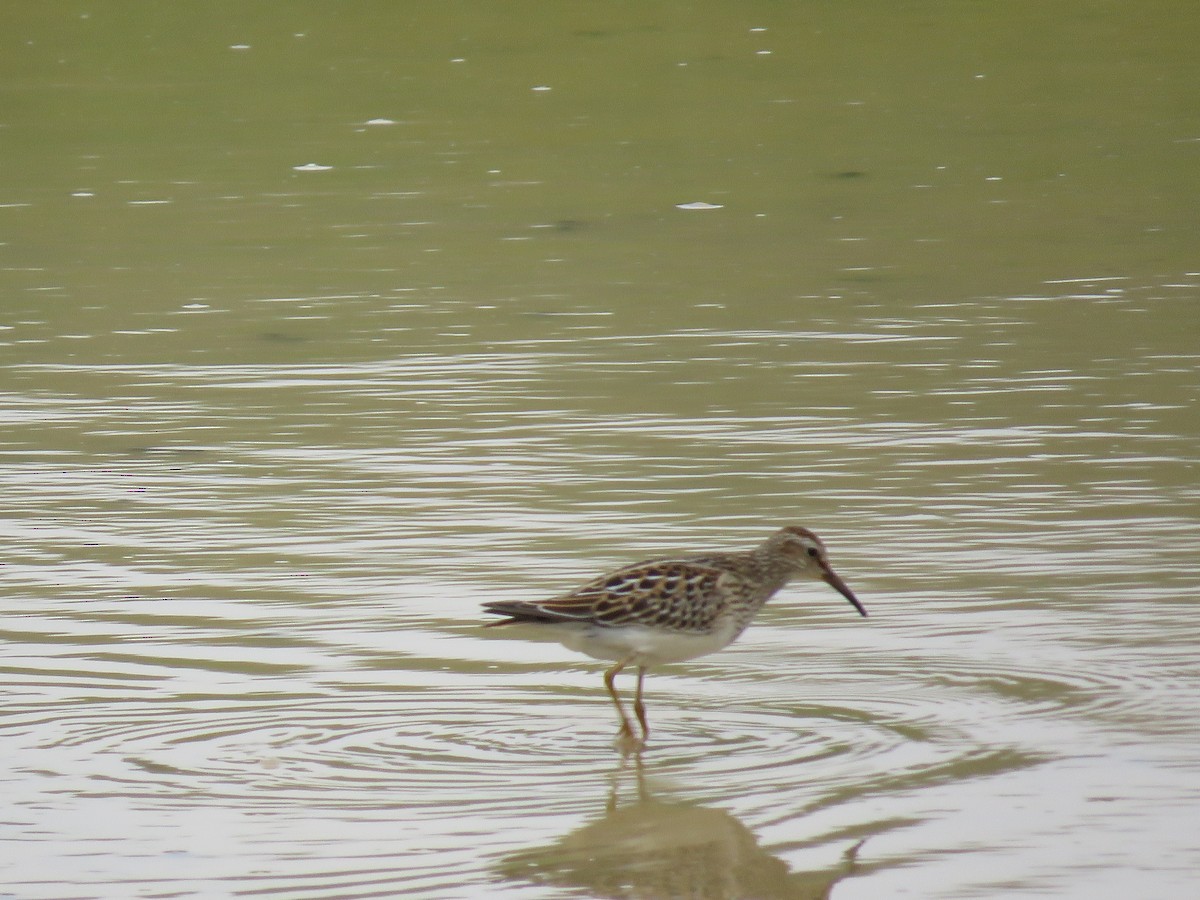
[[766, 525, 867, 617]]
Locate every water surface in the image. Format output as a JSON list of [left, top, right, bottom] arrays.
[[3, 3, 1199, 898]]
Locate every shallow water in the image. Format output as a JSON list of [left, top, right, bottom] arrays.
[[4, 3, 1200, 899]]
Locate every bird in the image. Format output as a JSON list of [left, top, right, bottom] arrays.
[[482, 525, 867, 751]]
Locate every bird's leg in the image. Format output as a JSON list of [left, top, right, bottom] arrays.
[[633, 667, 650, 741], [604, 658, 639, 747]]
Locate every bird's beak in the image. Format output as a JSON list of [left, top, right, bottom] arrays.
[[822, 566, 868, 617]]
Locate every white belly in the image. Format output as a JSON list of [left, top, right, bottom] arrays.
[[556, 620, 741, 667]]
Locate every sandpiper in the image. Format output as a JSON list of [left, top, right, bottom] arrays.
[[483, 525, 866, 750]]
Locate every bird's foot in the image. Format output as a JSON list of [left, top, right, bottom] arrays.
[[614, 725, 646, 757]]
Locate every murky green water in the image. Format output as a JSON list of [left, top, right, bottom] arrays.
[[3, 3, 1198, 898]]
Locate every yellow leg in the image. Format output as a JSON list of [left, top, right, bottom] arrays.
[[633, 667, 649, 740], [603, 658, 636, 739]]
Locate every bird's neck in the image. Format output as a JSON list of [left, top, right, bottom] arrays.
[[748, 547, 800, 588]]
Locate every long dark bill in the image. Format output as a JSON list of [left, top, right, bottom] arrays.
[[822, 567, 868, 618]]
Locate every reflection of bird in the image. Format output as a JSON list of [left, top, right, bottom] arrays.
[[494, 769, 865, 899], [483, 526, 866, 750]]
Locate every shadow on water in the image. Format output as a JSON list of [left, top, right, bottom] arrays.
[[494, 762, 887, 900]]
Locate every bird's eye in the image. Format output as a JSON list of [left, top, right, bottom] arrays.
[[806, 547, 819, 558]]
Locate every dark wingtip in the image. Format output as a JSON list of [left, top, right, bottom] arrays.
[[481, 602, 521, 625], [481, 602, 568, 626]]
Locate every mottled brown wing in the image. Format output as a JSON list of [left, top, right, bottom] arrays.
[[482, 560, 732, 633]]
